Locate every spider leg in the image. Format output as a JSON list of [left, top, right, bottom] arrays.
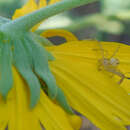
[[110, 45, 120, 58], [118, 75, 125, 84]]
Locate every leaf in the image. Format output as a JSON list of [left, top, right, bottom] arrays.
[[101, 0, 130, 15]]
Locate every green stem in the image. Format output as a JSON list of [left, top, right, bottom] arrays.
[[0, 16, 10, 26], [1, 0, 97, 31]]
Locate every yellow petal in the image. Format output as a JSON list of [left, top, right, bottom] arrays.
[[41, 29, 78, 43], [34, 90, 74, 130], [0, 96, 8, 130], [121, 80, 130, 93], [39, 0, 47, 8], [12, 0, 38, 20], [67, 115, 82, 130], [7, 67, 42, 130], [46, 40, 130, 130], [49, 0, 61, 5]]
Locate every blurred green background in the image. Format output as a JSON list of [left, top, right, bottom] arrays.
[[1, 0, 130, 45], [0, 0, 130, 130]]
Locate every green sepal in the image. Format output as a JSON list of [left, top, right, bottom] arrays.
[[46, 51, 55, 61], [24, 34, 58, 99], [32, 33, 53, 46], [0, 42, 13, 99], [32, 33, 55, 61], [56, 87, 74, 114], [25, 34, 73, 113], [13, 39, 41, 108]]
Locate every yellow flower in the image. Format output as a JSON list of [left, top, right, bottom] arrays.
[[0, 0, 129, 130]]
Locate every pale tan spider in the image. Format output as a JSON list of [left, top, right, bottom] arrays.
[[97, 42, 130, 84]]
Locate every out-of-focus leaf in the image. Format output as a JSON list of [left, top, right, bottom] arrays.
[[101, 0, 130, 15], [37, 14, 124, 35], [38, 14, 72, 30], [116, 10, 130, 20], [101, 0, 130, 21], [88, 15, 124, 34]]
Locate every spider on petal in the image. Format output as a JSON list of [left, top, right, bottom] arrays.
[[97, 41, 130, 84]]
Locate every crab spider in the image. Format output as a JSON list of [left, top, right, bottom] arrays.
[[97, 42, 130, 84]]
